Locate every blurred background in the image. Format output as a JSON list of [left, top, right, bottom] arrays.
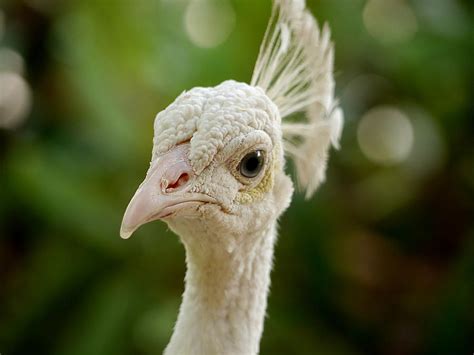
[[0, 0, 473, 354]]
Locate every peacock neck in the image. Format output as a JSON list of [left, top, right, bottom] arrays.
[[164, 220, 278, 355]]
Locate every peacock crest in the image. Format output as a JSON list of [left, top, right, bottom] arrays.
[[251, 0, 343, 198]]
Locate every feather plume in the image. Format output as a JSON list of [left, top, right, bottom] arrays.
[[251, 0, 343, 198]]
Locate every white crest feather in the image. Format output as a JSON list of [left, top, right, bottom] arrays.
[[251, 0, 343, 198]]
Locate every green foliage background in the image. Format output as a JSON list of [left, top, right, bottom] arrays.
[[0, 0, 473, 354]]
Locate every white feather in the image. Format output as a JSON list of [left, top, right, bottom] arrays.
[[251, 0, 343, 198]]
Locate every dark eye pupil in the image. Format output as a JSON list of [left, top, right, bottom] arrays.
[[245, 157, 260, 171], [239, 150, 264, 178]]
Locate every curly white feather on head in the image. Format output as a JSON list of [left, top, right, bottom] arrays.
[[151, 81, 281, 174]]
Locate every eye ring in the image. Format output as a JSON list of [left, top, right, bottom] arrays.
[[238, 150, 265, 178]]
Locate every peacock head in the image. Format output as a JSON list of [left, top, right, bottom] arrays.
[[120, 81, 293, 240], [120, 0, 343, 244]]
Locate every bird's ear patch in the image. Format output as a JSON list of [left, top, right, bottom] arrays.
[[250, 0, 343, 199]]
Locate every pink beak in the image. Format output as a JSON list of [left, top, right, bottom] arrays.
[[120, 143, 213, 239]]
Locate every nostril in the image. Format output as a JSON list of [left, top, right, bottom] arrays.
[[159, 159, 193, 193], [165, 172, 190, 192]]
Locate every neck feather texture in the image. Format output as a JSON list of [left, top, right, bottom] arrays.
[[164, 221, 278, 355]]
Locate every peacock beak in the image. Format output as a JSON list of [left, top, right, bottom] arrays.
[[120, 143, 213, 239]]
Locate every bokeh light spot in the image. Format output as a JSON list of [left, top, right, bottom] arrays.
[[184, 0, 236, 48], [357, 106, 414, 165], [0, 72, 32, 129], [0, 48, 25, 74], [363, 0, 418, 44], [402, 107, 445, 178]]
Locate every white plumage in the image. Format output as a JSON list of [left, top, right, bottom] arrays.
[[251, 0, 342, 197], [120, 0, 342, 353]]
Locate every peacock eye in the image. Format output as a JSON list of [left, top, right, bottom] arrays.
[[239, 150, 265, 178]]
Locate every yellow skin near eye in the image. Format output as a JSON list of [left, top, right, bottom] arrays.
[[235, 158, 275, 204]]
